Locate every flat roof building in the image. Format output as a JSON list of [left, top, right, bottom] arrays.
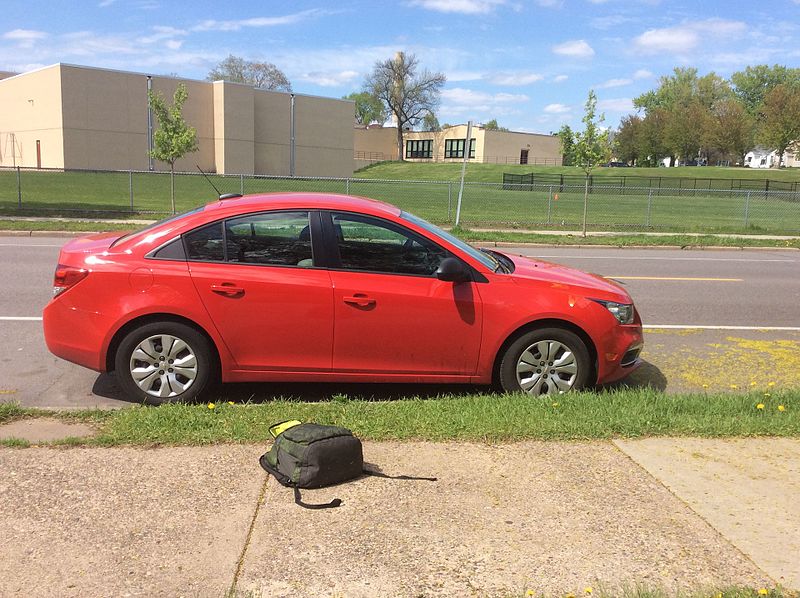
[[354, 123, 562, 170], [0, 64, 355, 177]]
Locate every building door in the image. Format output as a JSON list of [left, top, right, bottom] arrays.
[[520, 149, 528, 165]]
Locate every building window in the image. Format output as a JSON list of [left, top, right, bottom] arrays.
[[405, 139, 433, 159], [444, 138, 476, 159]]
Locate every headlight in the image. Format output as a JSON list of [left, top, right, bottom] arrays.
[[592, 299, 634, 324]]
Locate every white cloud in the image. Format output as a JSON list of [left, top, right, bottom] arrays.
[[591, 15, 636, 29], [439, 87, 528, 118], [2, 29, 48, 48], [446, 70, 484, 82], [543, 103, 571, 114], [596, 78, 632, 89], [597, 98, 634, 113], [193, 9, 325, 32], [489, 72, 543, 85], [633, 69, 652, 79], [633, 19, 746, 55], [165, 40, 183, 50], [137, 26, 187, 44], [553, 74, 568, 83], [552, 39, 594, 58], [300, 70, 359, 87], [98, 0, 117, 6], [408, 0, 506, 14]]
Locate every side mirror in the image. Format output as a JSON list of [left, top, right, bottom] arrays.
[[436, 257, 471, 283]]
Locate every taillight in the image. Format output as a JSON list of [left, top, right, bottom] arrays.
[[53, 264, 89, 297]]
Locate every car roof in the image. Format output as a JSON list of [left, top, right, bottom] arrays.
[[202, 192, 403, 218]]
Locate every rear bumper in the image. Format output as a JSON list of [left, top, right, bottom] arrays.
[[43, 297, 108, 372]]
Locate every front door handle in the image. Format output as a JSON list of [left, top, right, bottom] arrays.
[[343, 294, 375, 307], [211, 283, 245, 297]]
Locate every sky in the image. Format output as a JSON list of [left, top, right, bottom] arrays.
[[2, 0, 800, 133]]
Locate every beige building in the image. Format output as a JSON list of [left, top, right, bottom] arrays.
[[354, 123, 562, 170], [0, 63, 354, 177]]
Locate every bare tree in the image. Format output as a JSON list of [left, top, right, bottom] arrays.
[[365, 52, 445, 160], [208, 55, 291, 91]]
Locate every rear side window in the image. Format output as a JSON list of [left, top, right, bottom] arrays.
[[184, 222, 224, 262], [225, 211, 313, 267]]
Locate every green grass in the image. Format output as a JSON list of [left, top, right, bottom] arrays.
[[2, 165, 800, 233], [1, 388, 797, 446]]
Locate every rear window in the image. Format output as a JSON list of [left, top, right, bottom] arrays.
[[110, 206, 205, 248]]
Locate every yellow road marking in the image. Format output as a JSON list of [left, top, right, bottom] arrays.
[[605, 276, 743, 282]]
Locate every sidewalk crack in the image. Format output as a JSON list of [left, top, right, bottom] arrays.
[[227, 473, 270, 598]]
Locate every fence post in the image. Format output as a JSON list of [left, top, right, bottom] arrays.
[[744, 191, 751, 228], [447, 182, 452, 222], [646, 189, 653, 227], [547, 185, 552, 225], [16, 166, 22, 208], [240, 173, 244, 195], [129, 170, 134, 210]]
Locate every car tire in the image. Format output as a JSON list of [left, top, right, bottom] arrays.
[[114, 321, 214, 405], [499, 327, 591, 395]]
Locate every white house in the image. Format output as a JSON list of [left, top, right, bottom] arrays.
[[744, 146, 800, 169]]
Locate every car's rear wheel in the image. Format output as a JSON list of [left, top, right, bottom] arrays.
[[499, 327, 591, 395], [115, 322, 213, 405]]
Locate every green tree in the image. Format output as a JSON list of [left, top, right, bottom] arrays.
[[637, 108, 671, 166], [484, 119, 509, 132], [731, 64, 800, 115], [614, 115, 642, 165], [344, 91, 386, 125], [556, 124, 575, 166], [208, 54, 291, 91], [147, 83, 199, 213], [365, 51, 446, 160], [757, 83, 800, 168], [571, 90, 612, 236], [421, 111, 441, 131], [707, 98, 754, 164]]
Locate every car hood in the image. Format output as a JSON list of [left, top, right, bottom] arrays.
[[504, 252, 631, 302]]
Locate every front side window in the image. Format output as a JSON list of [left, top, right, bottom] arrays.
[[444, 138, 476, 159], [225, 211, 313, 267], [331, 213, 448, 276]]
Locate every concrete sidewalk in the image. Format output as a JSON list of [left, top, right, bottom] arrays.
[[0, 439, 797, 597]]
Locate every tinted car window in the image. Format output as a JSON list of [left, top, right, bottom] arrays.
[[184, 222, 224, 262], [331, 213, 447, 276], [225, 211, 313, 267]]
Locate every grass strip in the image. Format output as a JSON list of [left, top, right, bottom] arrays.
[[2, 388, 797, 447]]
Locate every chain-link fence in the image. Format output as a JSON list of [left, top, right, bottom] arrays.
[[2, 166, 799, 233]]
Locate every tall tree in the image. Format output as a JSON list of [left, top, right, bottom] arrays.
[[147, 83, 198, 213], [614, 115, 642, 165], [707, 98, 754, 164], [484, 119, 509, 132], [556, 124, 575, 166], [365, 51, 446, 160], [422, 111, 441, 132], [208, 55, 291, 91], [571, 90, 612, 236], [344, 91, 386, 125], [758, 84, 800, 168], [637, 108, 671, 166], [731, 64, 800, 115]]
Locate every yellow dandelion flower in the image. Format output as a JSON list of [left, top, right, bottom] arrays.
[[702, 384, 709, 389], [228, 401, 235, 405], [207, 403, 215, 410], [730, 384, 738, 389], [566, 594, 576, 598], [758, 589, 768, 596], [552, 402, 559, 407], [585, 588, 593, 595], [526, 591, 535, 597], [756, 403, 764, 410], [765, 393, 771, 398], [778, 405, 786, 412], [751, 381, 757, 386], [768, 382, 775, 387], [715, 593, 722, 598]]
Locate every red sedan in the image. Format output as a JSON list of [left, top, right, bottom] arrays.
[[43, 193, 642, 403]]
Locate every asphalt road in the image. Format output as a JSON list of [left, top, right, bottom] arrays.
[[1, 236, 798, 408]]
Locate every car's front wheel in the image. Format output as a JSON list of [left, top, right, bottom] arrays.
[[114, 322, 214, 405], [499, 327, 591, 395]]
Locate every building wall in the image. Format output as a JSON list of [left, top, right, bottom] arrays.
[[354, 124, 562, 166], [0, 65, 65, 168], [0, 63, 354, 177]]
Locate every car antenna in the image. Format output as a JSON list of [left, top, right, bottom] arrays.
[[195, 165, 243, 200]]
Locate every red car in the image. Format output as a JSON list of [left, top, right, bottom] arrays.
[[43, 193, 642, 403]]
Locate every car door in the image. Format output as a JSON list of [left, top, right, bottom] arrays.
[[325, 211, 482, 376], [185, 210, 334, 371]]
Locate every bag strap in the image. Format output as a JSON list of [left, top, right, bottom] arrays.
[[363, 468, 437, 482], [293, 486, 343, 510]]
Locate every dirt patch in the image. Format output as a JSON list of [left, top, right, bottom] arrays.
[[0, 418, 96, 443]]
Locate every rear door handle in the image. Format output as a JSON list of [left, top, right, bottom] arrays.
[[343, 294, 375, 307], [211, 283, 245, 297]]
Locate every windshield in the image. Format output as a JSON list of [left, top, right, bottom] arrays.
[[110, 206, 205, 247], [400, 211, 500, 271]]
